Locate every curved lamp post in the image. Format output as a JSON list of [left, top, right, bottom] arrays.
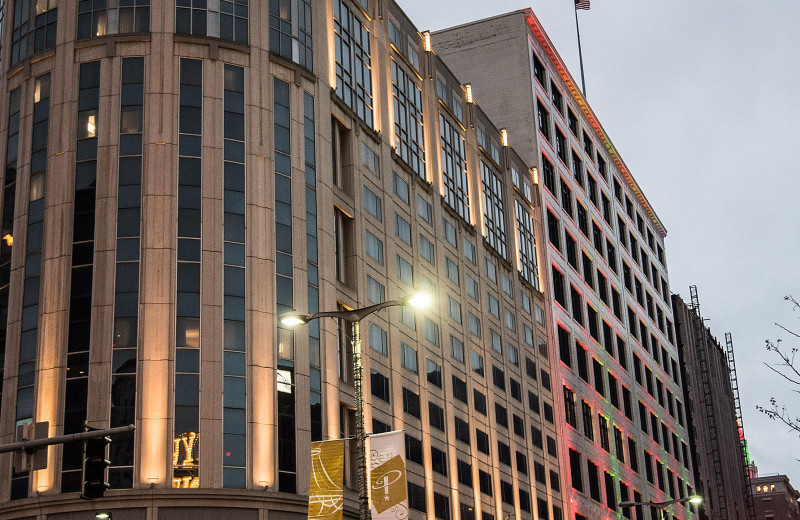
[[619, 495, 703, 520], [280, 292, 433, 520]]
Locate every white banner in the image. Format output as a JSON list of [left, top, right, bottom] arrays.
[[367, 430, 408, 520]]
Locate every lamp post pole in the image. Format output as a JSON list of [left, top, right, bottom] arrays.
[[351, 318, 367, 520], [281, 294, 431, 520]]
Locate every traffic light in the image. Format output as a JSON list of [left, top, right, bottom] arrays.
[[82, 431, 111, 499]]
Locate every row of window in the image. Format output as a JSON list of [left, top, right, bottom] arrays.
[[8, 0, 320, 70], [568, 448, 694, 519], [546, 176, 670, 320], [406, 480, 563, 520], [333, 2, 543, 290], [563, 378, 689, 472], [532, 49, 665, 268]]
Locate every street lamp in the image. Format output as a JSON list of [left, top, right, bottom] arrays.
[[280, 291, 433, 520], [619, 495, 703, 520]]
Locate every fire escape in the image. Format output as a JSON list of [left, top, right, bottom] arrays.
[[725, 332, 756, 520], [689, 286, 727, 520]]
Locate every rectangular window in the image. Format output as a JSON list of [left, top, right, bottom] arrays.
[[587, 459, 600, 501], [178, 0, 248, 42], [558, 326, 571, 368], [364, 230, 384, 264], [474, 389, 487, 415], [366, 275, 385, 304], [394, 213, 411, 244], [400, 342, 417, 373], [560, 177, 573, 217], [393, 171, 409, 203], [450, 334, 464, 362], [470, 350, 484, 375], [605, 472, 617, 510], [431, 447, 448, 477], [515, 200, 539, 288], [333, 0, 372, 126], [417, 194, 432, 224], [419, 234, 435, 264], [582, 400, 594, 440], [476, 429, 490, 455], [598, 414, 610, 451], [429, 402, 445, 431], [481, 161, 507, 258], [628, 437, 639, 473], [552, 265, 566, 307], [363, 186, 382, 221], [537, 100, 550, 141], [547, 209, 561, 251], [569, 449, 583, 492], [11, 0, 57, 65], [452, 375, 468, 403], [564, 386, 577, 428], [402, 387, 420, 418], [80, 0, 150, 39], [426, 359, 442, 388], [368, 324, 388, 355], [392, 60, 425, 177], [440, 114, 470, 222], [555, 128, 567, 163], [370, 370, 390, 402]]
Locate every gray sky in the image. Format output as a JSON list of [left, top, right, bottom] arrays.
[[401, 0, 800, 478]]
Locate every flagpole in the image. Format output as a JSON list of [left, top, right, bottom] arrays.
[[574, 4, 587, 96]]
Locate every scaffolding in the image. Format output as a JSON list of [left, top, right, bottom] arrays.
[[725, 332, 757, 520], [689, 285, 728, 520]]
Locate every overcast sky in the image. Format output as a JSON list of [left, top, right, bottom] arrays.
[[401, 0, 800, 478]]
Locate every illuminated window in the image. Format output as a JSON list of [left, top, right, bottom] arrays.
[[391, 60, 425, 177], [440, 114, 470, 222], [481, 161, 507, 258], [515, 200, 539, 288], [79, 0, 149, 39], [11, 0, 57, 65], [333, 0, 373, 126]]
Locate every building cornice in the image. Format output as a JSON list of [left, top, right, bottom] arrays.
[[523, 9, 668, 238]]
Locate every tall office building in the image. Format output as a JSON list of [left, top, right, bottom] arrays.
[[673, 291, 755, 520], [434, 10, 696, 520], [0, 1, 564, 519]]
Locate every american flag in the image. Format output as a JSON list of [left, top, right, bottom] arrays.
[[575, 0, 590, 9]]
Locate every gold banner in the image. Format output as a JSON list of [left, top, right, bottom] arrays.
[[368, 431, 408, 520], [309, 439, 345, 520]]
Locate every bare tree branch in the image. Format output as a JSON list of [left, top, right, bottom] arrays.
[[760, 296, 800, 437]]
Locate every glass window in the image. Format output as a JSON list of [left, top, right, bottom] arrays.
[[395, 213, 411, 244], [401, 342, 417, 373], [440, 114, 470, 222]]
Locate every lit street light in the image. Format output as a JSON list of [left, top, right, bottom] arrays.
[[280, 292, 432, 520], [619, 495, 703, 520]]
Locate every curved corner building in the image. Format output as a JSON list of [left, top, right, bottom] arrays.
[[0, 1, 565, 519]]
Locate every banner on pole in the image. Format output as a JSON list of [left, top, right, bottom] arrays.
[[309, 439, 345, 520], [367, 431, 408, 520]]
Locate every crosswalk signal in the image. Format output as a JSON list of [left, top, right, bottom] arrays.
[[82, 431, 111, 499]]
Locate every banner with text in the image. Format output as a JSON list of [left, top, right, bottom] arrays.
[[368, 431, 408, 520], [309, 439, 345, 520]]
